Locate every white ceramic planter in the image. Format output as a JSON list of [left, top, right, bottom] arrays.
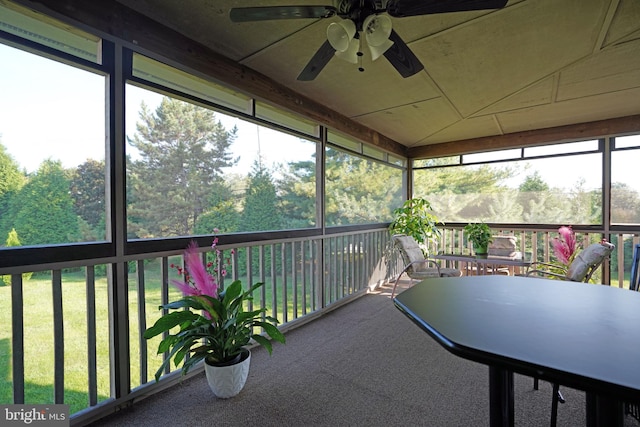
[[204, 349, 251, 398]]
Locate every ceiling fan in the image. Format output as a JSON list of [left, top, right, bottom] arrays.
[[229, 0, 508, 81]]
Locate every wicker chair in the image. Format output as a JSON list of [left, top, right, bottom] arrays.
[[391, 234, 462, 297]]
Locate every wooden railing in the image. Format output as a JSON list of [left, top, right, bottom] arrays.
[[432, 225, 639, 288], [2, 224, 639, 425], [0, 228, 395, 426]]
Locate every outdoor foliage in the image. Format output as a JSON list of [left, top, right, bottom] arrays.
[[127, 98, 238, 238], [240, 159, 282, 233], [324, 148, 403, 226], [1, 228, 32, 285], [414, 165, 604, 226], [277, 159, 316, 229], [1, 94, 640, 251], [2, 160, 79, 245], [70, 159, 106, 240]]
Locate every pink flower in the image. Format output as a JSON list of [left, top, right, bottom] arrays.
[[551, 226, 577, 265], [171, 241, 218, 298]]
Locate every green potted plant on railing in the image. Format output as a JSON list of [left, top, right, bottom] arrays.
[[389, 197, 441, 255], [144, 238, 286, 398], [464, 222, 492, 257]]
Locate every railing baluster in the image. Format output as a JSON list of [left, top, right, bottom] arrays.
[[160, 257, 170, 377], [281, 242, 287, 324], [52, 269, 64, 404], [136, 260, 147, 385], [341, 235, 346, 298], [11, 273, 25, 404], [269, 245, 277, 320], [292, 241, 298, 319], [86, 265, 98, 406]]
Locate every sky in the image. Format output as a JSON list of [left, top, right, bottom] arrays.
[[1, 42, 639, 193]]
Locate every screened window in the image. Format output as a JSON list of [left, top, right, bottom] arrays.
[[414, 147, 603, 225], [0, 42, 107, 247], [325, 146, 403, 226], [125, 85, 317, 238], [611, 134, 640, 225]]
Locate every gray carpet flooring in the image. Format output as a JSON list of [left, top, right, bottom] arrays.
[[89, 281, 640, 426]]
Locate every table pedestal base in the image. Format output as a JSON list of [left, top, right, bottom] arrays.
[[586, 393, 623, 427], [489, 367, 514, 427]]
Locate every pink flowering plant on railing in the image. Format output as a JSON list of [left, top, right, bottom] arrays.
[[144, 236, 285, 381], [551, 225, 579, 266]]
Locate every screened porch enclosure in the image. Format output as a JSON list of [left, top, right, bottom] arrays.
[[1, 1, 640, 426]]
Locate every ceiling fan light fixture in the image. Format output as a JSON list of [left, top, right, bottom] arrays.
[[364, 14, 392, 44], [327, 19, 356, 52], [363, 14, 393, 61], [335, 38, 359, 64], [369, 38, 394, 61]]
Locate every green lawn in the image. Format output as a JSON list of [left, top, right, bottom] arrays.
[[0, 271, 112, 414]]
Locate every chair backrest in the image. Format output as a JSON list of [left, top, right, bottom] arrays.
[[566, 241, 615, 282], [630, 243, 640, 292], [392, 234, 428, 274], [488, 235, 517, 257]]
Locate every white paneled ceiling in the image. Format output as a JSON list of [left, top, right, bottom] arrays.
[[115, 0, 640, 148]]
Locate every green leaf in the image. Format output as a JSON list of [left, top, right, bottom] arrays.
[[220, 280, 242, 305], [255, 321, 286, 344], [251, 334, 273, 355], [144, 311, 198, 339]]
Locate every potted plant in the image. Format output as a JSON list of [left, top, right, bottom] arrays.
[[144, 239, 286, 398], [389, 197, 441, 255], [464, 222, 493, 257]]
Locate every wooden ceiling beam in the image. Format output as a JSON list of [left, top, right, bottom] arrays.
[[408, 115, 640, 159], [14, 0, 408, 157]]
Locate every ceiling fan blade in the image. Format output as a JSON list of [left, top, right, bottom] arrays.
[[383, 30, 424, 78], [387, 0, 508, 17], [230, 6, 336, 22], [297, 40, 335, 81]]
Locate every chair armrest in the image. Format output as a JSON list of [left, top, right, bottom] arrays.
[[417, 259, 442, 268], [526, 269, 569, 280], [527, 261, 568, 273], [392, 259, 441, 298], [406, 259, 442, 273]]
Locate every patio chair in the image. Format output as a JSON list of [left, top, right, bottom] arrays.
[[487, 235, 518, 275], [526, 240, 615, 426], [391, 234, 462, 297], [525, 240, 615, 283]]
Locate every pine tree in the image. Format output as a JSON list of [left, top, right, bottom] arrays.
[[240, 158, 282, 232], [127, 98, 237, 237], [239, 159, 283, 275]]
